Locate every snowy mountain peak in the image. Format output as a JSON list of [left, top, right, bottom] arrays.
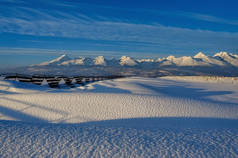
[[166, 55, 176, 61], [120, 56, 137, 66], [194, 52, 207, 59], [39, 54, 71, 66], [214, 52, 230, 58], [50, 54, 70, 63], [181, 56, 193, 60], [177, 56, 201, 66], [60, 57, 84, 66], [192, 52, 225, 66], [57, 54, 68, 59], [214, 52, 238, 66], [94, 56, 106, 66], [137, 59, 155, 63], [157, 58, 164, 62], [35, 52, 238, 68]]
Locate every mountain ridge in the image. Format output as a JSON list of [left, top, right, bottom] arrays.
[[35, 52, 238, 67], [3, 51, 237, 77]]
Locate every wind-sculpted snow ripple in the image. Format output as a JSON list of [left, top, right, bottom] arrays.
[[0, 120, 238, 157], [0, 76, 238, 157], [0, 92, 238, 123]]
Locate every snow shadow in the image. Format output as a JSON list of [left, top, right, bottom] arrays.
[[0, 79, 132, 94], [0, 80, 51, 93], [0, 118, 237, 158], [74, 117, 238, 129], [3, 80, 42, 89], [0, 97, 69, 123], [82, 84, 132, 94], [0, 83, 19, 94], [0, 89, 18, 95], [136, 82, 237, 106], [0, 104, 48, 123], [0, 97, 68, 115], [1, 117, 238, 129]]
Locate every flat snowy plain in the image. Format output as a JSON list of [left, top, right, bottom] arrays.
[[0, 76, 238, 157]]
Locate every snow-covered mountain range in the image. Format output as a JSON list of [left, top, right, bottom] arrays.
[[35, 52, 238, 67], [2, 52, 238, 77]]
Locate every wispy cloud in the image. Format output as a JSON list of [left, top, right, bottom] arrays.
[[0, 47, 166, 59], [0, 7, 237, 39], [0, 0, 24, 3], [0, 1, 238, 54], [177, 11, 238, 26]]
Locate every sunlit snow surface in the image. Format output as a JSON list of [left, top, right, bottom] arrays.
[[0, 77, 238, 157]]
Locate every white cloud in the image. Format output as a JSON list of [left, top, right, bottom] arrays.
[[0, 3, 238, 53]]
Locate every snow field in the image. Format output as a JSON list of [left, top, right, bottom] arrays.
[[0, 76, 238, 157], [1, 121, 238, 158], [1, 92, 238, 124], [1, 77, 238, 123]]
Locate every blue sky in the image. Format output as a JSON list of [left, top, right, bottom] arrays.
[[0, 0, 238, 67]]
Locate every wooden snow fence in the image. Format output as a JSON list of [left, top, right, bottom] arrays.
[[46, 78, 60, 88], [4, 74, 32, 82], [2, 74, 124, 88], [17, 75, 32, 83], [4, 75, 18, 81], [73, 77, 85, 86]]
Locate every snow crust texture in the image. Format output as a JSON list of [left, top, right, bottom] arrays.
[[1, 121, 238, 158], [0, 77, 238, 157]]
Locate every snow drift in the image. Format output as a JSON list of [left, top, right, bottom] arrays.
[[0, 76, 238, 157]]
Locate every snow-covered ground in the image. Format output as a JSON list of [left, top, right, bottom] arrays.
[[0, 77, 238, 157]]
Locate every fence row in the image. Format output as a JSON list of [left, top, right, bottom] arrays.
[[0, 74, 123, 88]]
